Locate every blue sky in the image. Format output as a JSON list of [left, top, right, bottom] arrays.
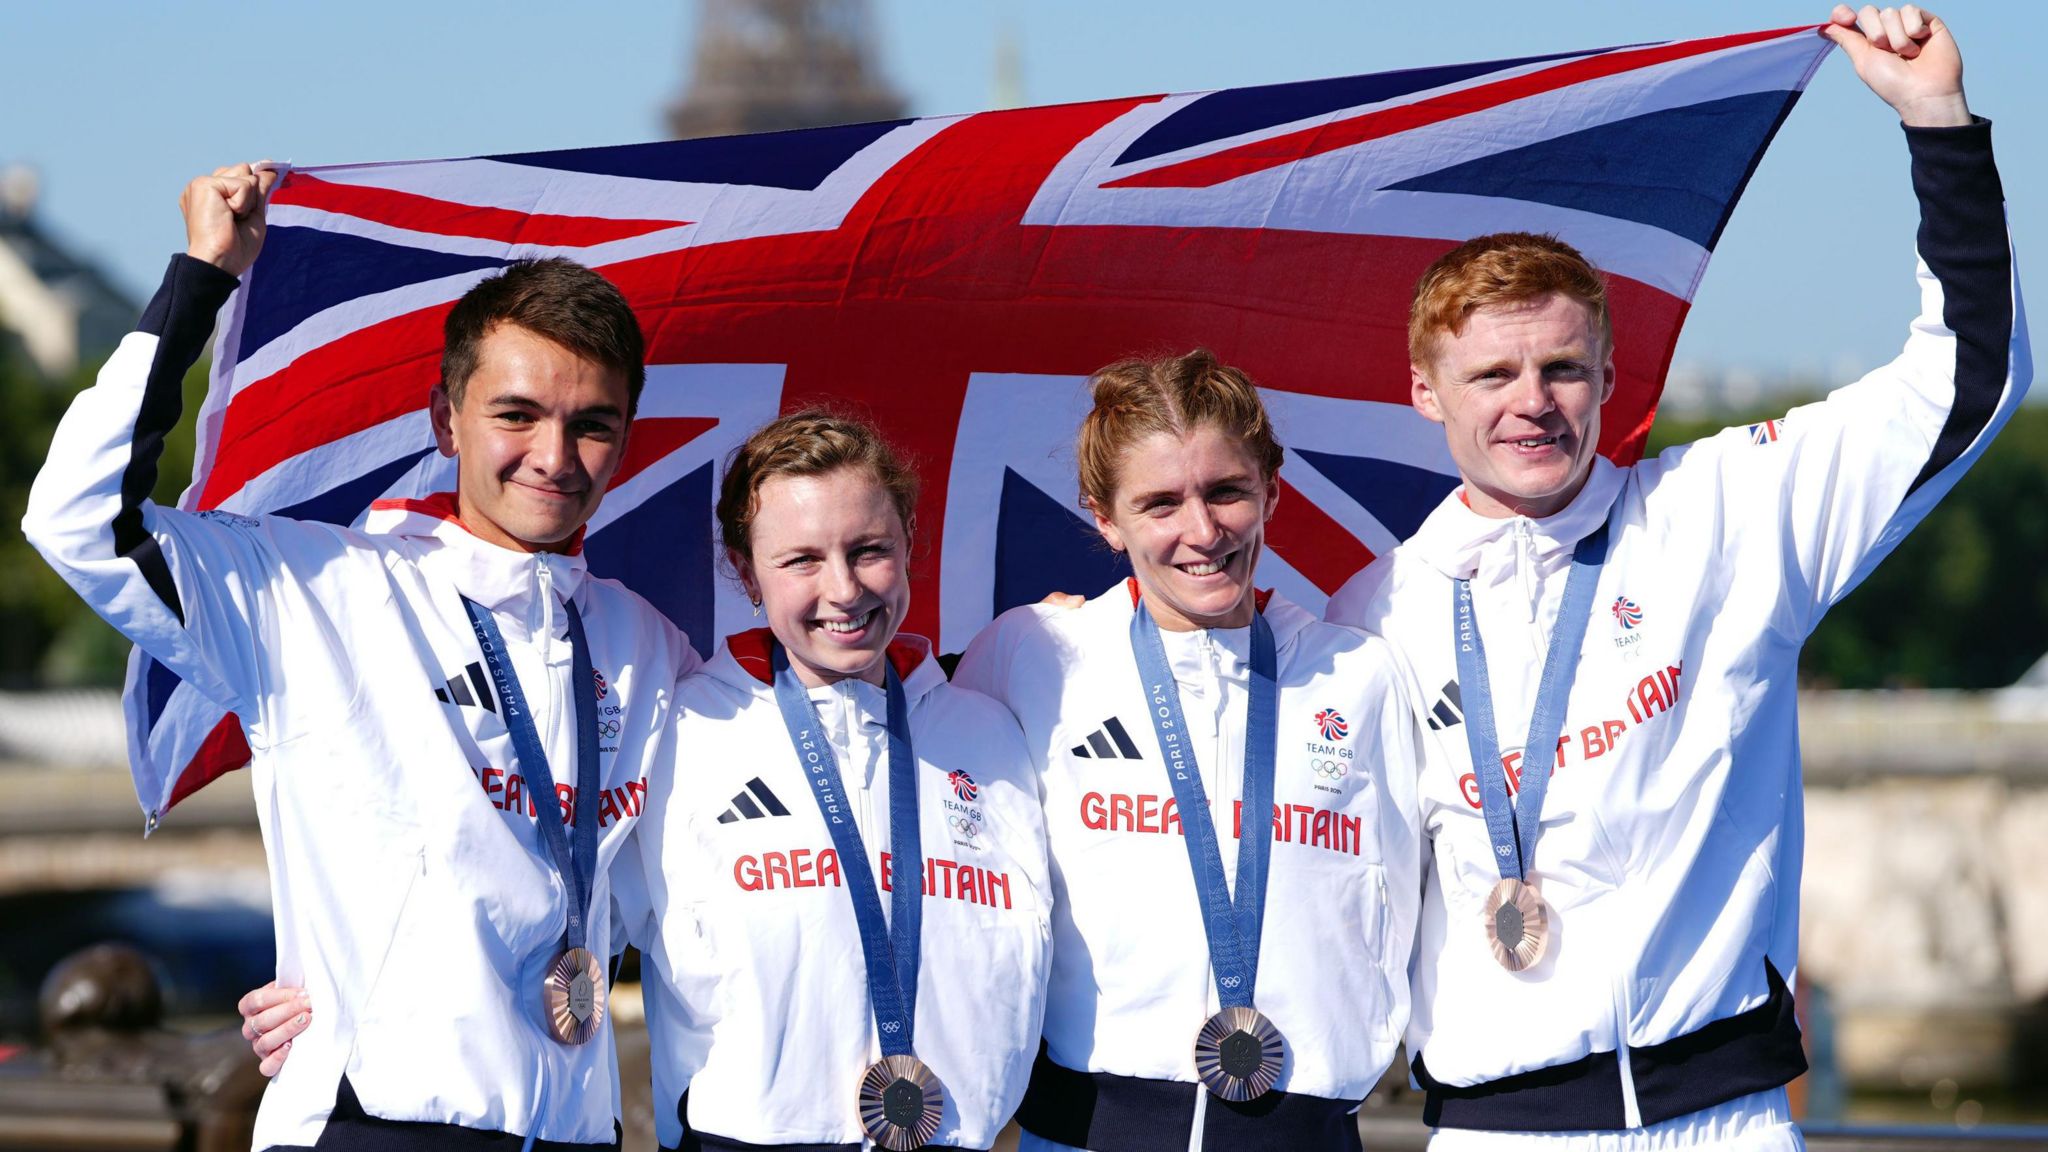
[[3, 1, 2038, 386]]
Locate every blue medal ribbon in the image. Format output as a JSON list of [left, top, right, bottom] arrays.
[[1128, 603, 1278, 1010], [461, 596, 601, 952], [1451, 523, 1609, 882], [769, 643, 924, 1056]]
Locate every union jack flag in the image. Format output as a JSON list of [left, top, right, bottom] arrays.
[[1749, 417, 1785, 443], [948, 770, 979, 803], [1612, 596, 1645, 630], [132, 26, 1834, 816]]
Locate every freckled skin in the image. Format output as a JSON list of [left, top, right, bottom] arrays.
[[1410, 292, 1616, 521], [1092, 425, 1279, 631], [737, 469, 912, 688]]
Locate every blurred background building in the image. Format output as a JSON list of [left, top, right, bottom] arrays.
[[0, 165, 136, 380], [667, 0, 904, 139]]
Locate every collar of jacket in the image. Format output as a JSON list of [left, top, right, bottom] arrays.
[[361, 492, 590, 634], [1406, 457, 1625, 582], [717, 626, 949, 704]]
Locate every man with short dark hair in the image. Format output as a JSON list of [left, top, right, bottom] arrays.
[[24, 163, 698, 1149], [1328, 7, 2027, 1149]]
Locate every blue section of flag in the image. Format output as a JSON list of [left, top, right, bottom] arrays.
[[1116, 48, 1605, 166], [144, 655, 182, 732], [240, 227, 506, 365], [490, 120, 912, 191], [272, 449, 435, 527], [995, 468, 1128, 618], [1293, 449, 1462, 542], [584, 461, 716, 660], [1388, 91, 1797, 248]]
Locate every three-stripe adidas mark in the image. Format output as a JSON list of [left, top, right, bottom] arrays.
[[434, 662, 495, 712], [1426, 680, 1463, 731], [717, 777, 792, 823], [1071, 716, 1143, 760]]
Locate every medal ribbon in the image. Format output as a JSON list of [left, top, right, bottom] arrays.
[[1128, 603, 1278, 1010], [769, 643, 924, 1056], [462, 596, 601, 951], [1451, 522, 1609, 882]]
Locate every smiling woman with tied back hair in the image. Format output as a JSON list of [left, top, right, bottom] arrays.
[[953, 351, 1428, 1152], [613, 408, 1053, 1152]]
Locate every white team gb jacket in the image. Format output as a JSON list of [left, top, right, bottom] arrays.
[[23, 254, 700, 1150], [954, 582, 1425, 1152], [620, 628, 1052, 1151], [1326, 120, 2029, 1133]]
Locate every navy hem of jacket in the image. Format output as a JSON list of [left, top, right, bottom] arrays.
[[664, 1090, 979, 1152], [1415, 959, 1806, 1132], [1901, 116, 2013, 498], [1014, 1043, 1362, 1152], [261, 1074, 621, 1150], [117, 253, 242, 625]]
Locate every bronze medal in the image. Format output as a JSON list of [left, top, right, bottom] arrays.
[[1192, 1005, 1285, 1101], [857, 1054, 945, 1151], [542, 946, 606, 1045], [1483, 876, 1549, 972]]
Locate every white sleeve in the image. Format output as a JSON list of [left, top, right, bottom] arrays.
[[949, 611, 1020, 710], [634, 707, 723, 1122], [1652, 119, 2027, 638], [22, 255, 288, 719]]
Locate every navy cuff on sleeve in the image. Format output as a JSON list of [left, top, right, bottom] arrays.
[[137, 253, 242, 341]]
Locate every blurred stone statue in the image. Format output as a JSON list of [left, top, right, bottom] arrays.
[[12, 943, 266, 1152]]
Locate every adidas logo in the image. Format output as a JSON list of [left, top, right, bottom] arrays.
[[1071, 716, 1142, 760], [1426, 680, 1464, 731], [434, 662, 495, 712], [717, 777, 792, 823]]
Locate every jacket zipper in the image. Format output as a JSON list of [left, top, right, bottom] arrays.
[[537, 560, 557, 756]]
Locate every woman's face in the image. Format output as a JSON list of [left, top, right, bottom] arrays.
[[737, 467, 912, 687], [1091, 423, 1279, 631]]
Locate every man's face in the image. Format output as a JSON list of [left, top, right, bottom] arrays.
[[1410, 292, 1616, 520], [430, 324, 632, 552]]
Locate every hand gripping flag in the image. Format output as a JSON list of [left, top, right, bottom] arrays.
[[131, 26, 1834, 820]]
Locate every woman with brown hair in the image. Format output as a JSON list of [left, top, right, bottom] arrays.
[[621, 409, 1051, 1151], [955, 351, 1426, 1152]]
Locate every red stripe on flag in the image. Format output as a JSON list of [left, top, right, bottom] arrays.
[[200, 305, 449, 509], [165, 713, 251, 812], [1265, 475, 1375, 596], [274, 173, 690, 247], [609, 416, 719, 489], [1103, 26, 1816, 190]]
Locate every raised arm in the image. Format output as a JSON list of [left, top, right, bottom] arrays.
[[22, 165, 282, 714], [1644, 8, 2026, 633]]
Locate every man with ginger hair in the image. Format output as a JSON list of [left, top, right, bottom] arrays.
[[1327, 6, 2027, 1148]]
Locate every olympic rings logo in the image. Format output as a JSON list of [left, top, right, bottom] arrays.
[[1309, 757, 1348, 780], [948, 816, 979, 838], [598, 719, 621, 740]]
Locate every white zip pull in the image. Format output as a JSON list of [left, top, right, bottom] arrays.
[[537, 560, 557, 752], [1515, 518, 1538, 623]]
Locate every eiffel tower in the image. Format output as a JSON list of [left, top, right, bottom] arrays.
[[668, 0, 906, 139]]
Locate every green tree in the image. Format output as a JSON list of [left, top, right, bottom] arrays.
[[1647, 397, 2048, 690], [0, 339, 209, 689]]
